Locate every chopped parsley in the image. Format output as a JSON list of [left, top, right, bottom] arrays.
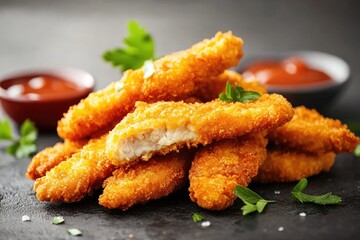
[[103, 20, 155, 72], [233, 185, 275, 215], [192, 213, 205, 222], [291, 178, 342, 205], [68, 228, 82, 236], [0, 118, 37, 158], [354, 144, 360, 157], [219, 81, 261, 103], [52, 216, 65, 225]]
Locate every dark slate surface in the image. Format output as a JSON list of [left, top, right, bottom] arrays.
[[1, 0, 360, 239], [0, 152, 359, 240]]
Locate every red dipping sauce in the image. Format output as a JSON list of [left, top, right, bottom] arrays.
[[243, 57, 333, 86], [0, 69, 94, 130], [1, 74, 85, 101]]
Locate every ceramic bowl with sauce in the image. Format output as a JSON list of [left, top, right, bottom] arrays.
[[238, 51, 350, 110], [0, 68, 94, 131]]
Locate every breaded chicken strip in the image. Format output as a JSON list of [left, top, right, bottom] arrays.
[[99, 150, 193, 210], [34, 135, 116, 203], [58, 32, 244, 140], [195, 70, 267, 102], [26, 139, 86, 180], [267, 106, 359, 154], [254, 149, 336, 183], [189, 134, 267, 210], [107, 94, 293, 165]]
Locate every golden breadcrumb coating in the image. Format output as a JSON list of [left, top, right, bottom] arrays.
[[106, 94, 293, 165], [254, 149, 336, 183], [58, 32, 244, 140], [195, 70, 267, 102], [99, 151, 193, 210], [26, 139, 86, 180], [189, 134, 268, 210], [267, 106, 359, 154], [34, 135, 116, 203]]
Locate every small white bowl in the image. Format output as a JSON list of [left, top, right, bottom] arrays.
[[237, 51, 350, 110]]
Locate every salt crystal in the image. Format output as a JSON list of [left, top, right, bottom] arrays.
[[201, 221, 211, 227], [22, 215, 31, 222], [299, 212, 307, 217], [278, 226, 284, 232]]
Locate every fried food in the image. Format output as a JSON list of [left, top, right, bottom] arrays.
[[267, 106, 359, 154], [254, 149, 336, 183], [195, 70, 267, 102], [34, 135, 116, 203], [189, 134, 268, 210], [99, 150, 193, 210], [26, 139, 86, 180], [106, 94, 293, 165], [58, 32, 244, 140]]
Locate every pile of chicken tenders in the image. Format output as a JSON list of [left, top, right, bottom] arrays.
[[26, 32, 359, 211]]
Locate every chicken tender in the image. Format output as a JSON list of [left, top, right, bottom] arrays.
[[107, 94, 293, 165], [26, 139, 86, 180], [195, 70, 267, 102], [267, 106, 359, 153], [189, 134, 267, 210], [58, 32, 244, 140], [254, 149, 336, 183], [34, 135, 116, 203], [99, 150, 193, 210]]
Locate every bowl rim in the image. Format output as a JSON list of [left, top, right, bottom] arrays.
[[0, 67, 95, 102], [237, 50, 351, 93]]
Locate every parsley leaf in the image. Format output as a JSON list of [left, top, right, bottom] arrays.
[[102, 20, 155, 72], [0, 118, 38, 158], [192, 213, 205, 222], [234, 185, 275, 215], [291, 178, 342, 205], [0, 118, 13, 140], [346, 122, 360, 135], [219, 81, 261, 103]]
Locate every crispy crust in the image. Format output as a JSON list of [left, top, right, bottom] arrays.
[[267, 106, 359, 154], [57, 32, 243, 140], [195, 70, 267, 102], [34, 135, 116, 203], [26, 139, 86, 180], [254, 149, 336, 183], [189, 134, 268, 210], [99, 151, 193, 210], [106, 94, 293, 165]]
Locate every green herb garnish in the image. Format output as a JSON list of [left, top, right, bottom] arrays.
[[103, 20, 155, 72], [354, 144, 360, 157], [192, 213, 205, 222], [291, 178, 342, 205], [347, 122, 360, 135], [233, 185, 275, 215], [52, 216, 65, 225], [68, 228, 82, 236], [219, 81, 261, 103], [0, 118, 37, 158]]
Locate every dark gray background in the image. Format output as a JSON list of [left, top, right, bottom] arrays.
[[0, 0, 359, 239]]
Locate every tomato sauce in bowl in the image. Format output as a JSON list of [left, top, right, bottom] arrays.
[[243, 57, 333, 87], [238, 51, 350, 110], [0, 68, 94, 130]]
